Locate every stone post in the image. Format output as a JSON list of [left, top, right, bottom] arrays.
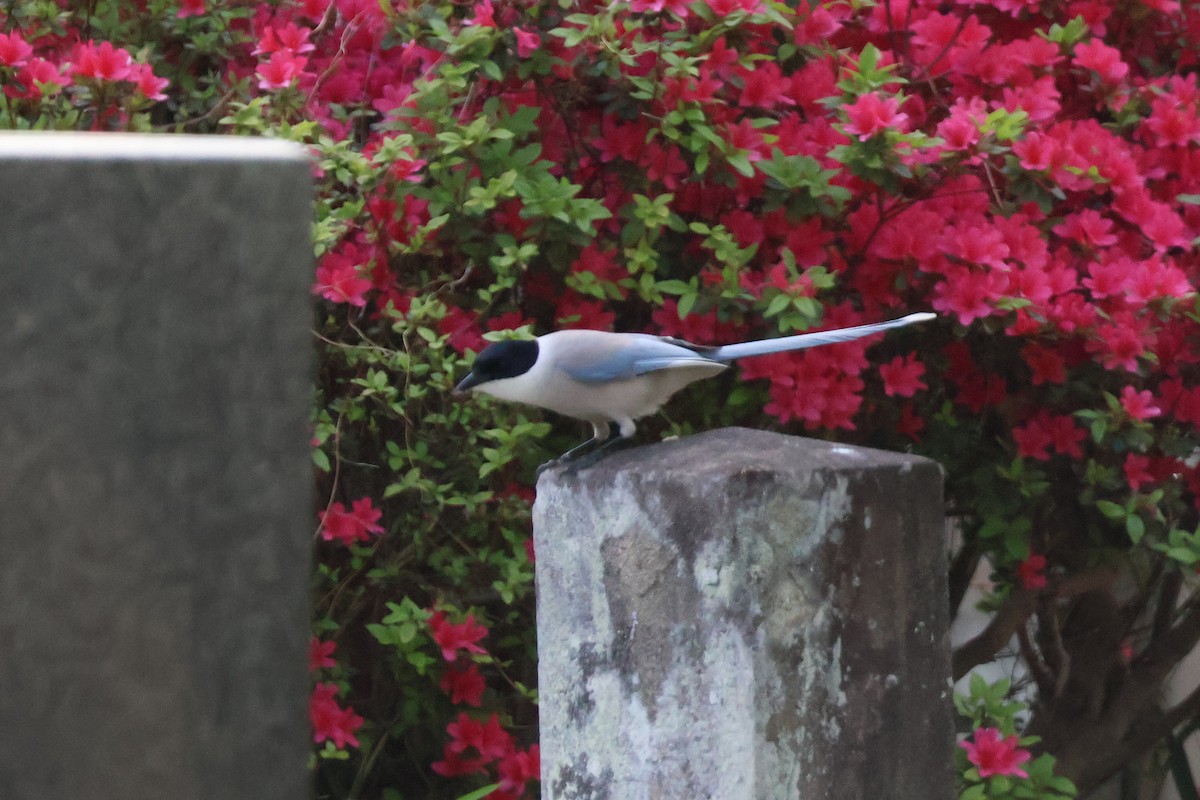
[[534, 427, 953, 800], [0, 133, 313, 800]]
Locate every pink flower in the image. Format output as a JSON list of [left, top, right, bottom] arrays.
[[309, 637, 337, 671], [1013, 415, 1054, 461], [430, 745, 487, 777], [428, 611, 488, 661], [1124, 453, 1155, 490], [960, 727, 1032, 778], [1047, 414, 1087, 458], [5, 58, 68, 100], [1054, 209, 1118, 249], [0, 32, 33, 67], [1014, 411, 1086, 461], [498, 744, 541, 794], [1022, 344, 1066, 386], [1144, 96, 1200, 147], [879, 354, 927, 397], [388, 153, 427, 183], [841, 93, 909, 140], [440, 663, 486, 706], [897, 404, 926, 440], [629, 0, 693, 13], [1119, 386, 1162, 421], [256, 50, 307, 90], [930, 266, 1006, 327], [313, 250, 373, 307], [71, 40, 133, 82], [439, 306, 487, 354], [176, 0, 206, 17], [1090, 313, 1151, 373], [556, 296, 616, 330], [465, 0, 496, 27], [254, 23, 316, 56], [514, 27, 541, 58], [309, 683, 364, 749], [130, 63, 168, 101], [446, 713, 511, 760], [1013, 132, 1062, 172], [738, 62, 794, 109], [1017, 554, 1048, 590], [318, 497, 385, 546], [1074, 40, 1128, 84], [936, 99, 986, 151], [709, 0, 764, 14]]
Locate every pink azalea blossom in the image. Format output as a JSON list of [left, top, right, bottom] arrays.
[[960, 727, 1032, 778], [309, 638, 337, 671], [254, 23, 316, 56], [71, 40, 133, 82], [498, 745, 541, 795], [0, 32, 33, 67], [318, 497, 385, 546], [514, 27, 541, 58], [464, 0, 496, 27], [176, 0, 206, 17], [1119, 386, 1162, 421], [6, 58, 68, 100], [1075, 39, 1129, 84], [445, 713, 510, 760], [841, 92, 909, 140], [428, 611, 488, 661], [1017, 554, 1048, 589], [256, 50, 308, 90], [439, 663, 486, 706], [879, 354, 927, 397], [1124, 453, 1156, 490], [313, 249, 373, 307], [130, 63, 168, 101], [310, 683, 363, 749]]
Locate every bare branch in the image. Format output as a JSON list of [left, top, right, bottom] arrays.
[[1017, 622, 1056, 697], [1137, 593, 1200, 685], [952, 587, 1038, 680]]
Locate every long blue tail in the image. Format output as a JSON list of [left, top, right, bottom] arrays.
[[710, 313, 936, 362]]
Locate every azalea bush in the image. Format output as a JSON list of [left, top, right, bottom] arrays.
[[4, 0, 1200, 797], [957, 675, 1077, 800]]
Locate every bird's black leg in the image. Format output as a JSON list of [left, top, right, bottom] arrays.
[[538, 435, 602, 475], [537, 421, 625, 476], [561, 422, 629, 473]]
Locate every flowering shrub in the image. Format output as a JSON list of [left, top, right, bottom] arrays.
[[956, 675, 1076, 800], [5, 0, 1200, 796]]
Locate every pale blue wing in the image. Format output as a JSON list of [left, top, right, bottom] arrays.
[[556, 333, 716, 384]]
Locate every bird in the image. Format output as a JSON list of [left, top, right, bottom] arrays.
[[454, 312, 936, 471]]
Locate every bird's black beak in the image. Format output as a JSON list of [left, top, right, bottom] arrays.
[[453, 372, 481, 398]]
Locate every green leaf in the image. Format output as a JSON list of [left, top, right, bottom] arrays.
[[960, 784, 987, 800], [455, 784, 501, 800], [1095, 500, 1126, 519], [1126, 514, 1146, 544], [726, 150, 755, 178], [656, 279, 693, 295], [765, 293, 791, 317], [677, 292, 698, 318]]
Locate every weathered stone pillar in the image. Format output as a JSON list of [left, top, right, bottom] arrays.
[[534, 427, 953, 800], [0, 134, 313, 800]]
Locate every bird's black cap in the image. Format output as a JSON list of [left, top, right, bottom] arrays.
[[454, 339, 539, 394]]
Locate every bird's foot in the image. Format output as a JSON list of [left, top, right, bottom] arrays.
[[560, 435, 629, 474], [537, 423, 627, 477]]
